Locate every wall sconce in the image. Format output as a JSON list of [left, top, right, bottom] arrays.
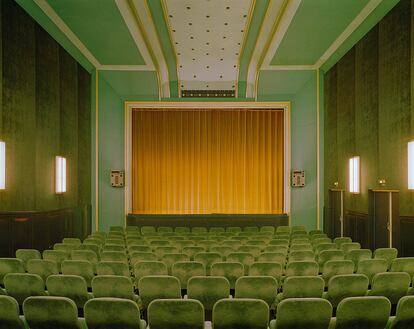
[[408, 141, 414, 189], [55, 156, 66, 194], [0, 141, 5, 190], [378, 178, 386, 186], [349, 156, 360, 193], [333, 181, 339, 188]]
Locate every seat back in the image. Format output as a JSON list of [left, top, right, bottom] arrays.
[[235, 276, 278, 307], [23, 296, 81, 329], [210, 246, 235, 258], [96, 261, 130, 277], [369, 272, 411, 304], [212, 298, 269, 329], [356, 259, 388, 284], [318, 250, 345, 267], [0, 258, 25, 285], [182, 247, 206, 260], [71, 250, 98, 265], [374, 248, 398, 269], [289, 250, 315, 262], [171, 261, 205, 289], [341, 242, 361, 253], [345, 249, 372, 270], [130, 252, 157, 265], [46, 275, 90, 308], [326, 274, 369, 307], [322, 260, 354, 286], [15, 249, 41, 269], [92, 275, 135, 300], [238, 246, 262, 258], [285, 261, 319, 277], [100, 251, 127, 263], [148, 299, 204, 329], [138, 275, 181, 308], [226, 252, 254, 274], [187, 276, 230, 311], [210, 262, 244, 289], [27, 259, 59, 282], [334, 237, 352, 248], [62, 238, 82, 245], [4, 273, 46, 305], [42, 250, 68, 272], [391, 296, 414, 329], [134, 261, 168, 283], [84, 297, 143, 329], [258, 252, 286, 263], [275, 298, 332, 329], [282, 276, 325, 299], [391, 258, 414, 277], [290, 244, 313, 252], [161, 253, 189, 274], [194, 252, 222, 275], [249, 262, 283, 281], [335, 296, 391, 329], [141, 226, 156, 235], [175, 227, 190, 234], [0, 295, 26, 329], [61, 260, 94, 287]]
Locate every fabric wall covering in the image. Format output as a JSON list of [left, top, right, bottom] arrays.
[[132, 109, 284, 214]]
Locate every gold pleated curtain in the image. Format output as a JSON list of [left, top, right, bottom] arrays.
[[132, 109, 284, 214]]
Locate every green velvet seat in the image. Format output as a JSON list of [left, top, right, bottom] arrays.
[[388, 296, 414, 329], [105, 238, 125, 246], [175, 227, 190, 234], [277, 276, 324, 302], [276, 226, 291, 234], [340, 242, 361, 253], [260, 226, 275, 234], [263, 246, 288, 255], [213, 298, 269, 329], [194, 252, 222, 275], [161, 253, 189, 274], [221, 240, 241, 249], [134, 261, 168, 283], [197, 240, 217, 251], [345, 249, 373, 270], [148, 299, 204, 329], [356, 259, 388, 285], [158, 227, 173, 233], [128, 245, 152, 254], [150, 240, 171, 248], [100, 251, 128, 263], [285, 261, 319, 277], [102, 245, 125, 252], [15, 249, 41, 270], [71, 250, 98, 272], [368, 272, 411, 304], [61, 260, 94, 288], [289, 250, 315, 262], [125, 226, 139, 232], [274, 234, 290, 240], [110, 226, 125, 232], [4, 273, 46, 305], [291, 237, 311, 244], [27, 259, 59, 282], [211, 262, 244, 289], [141, 226, 156, 235], [235, 276, 278, 309], [309, 230, 324, 236], [23, 296, 84, 329], [84, 297, 146, 329], [192, 227, 208, 234], [315, 243, 337, 255], [154, 246, 180, 259], [269, 239, 289, 246], [318, 250, 345, 268], [138, 275, 181, 309], [62, 238, 82, 246], [210, 227, 225, 234], [374, 248, 398, 270], [92, 275, 139, 302], [46, 275, 92, 309], [292, 225, 306, 232], [130, 252, 157, 265], [83, 238, 104, 247], [96, 261, 130, 277], [391, 258, 414, 277], [323, 274, 369, 307], [310, 234, 329, 240], [227, 252, 254, 275], [332, 296, 391, 329], [42, 250, 69, 273], [187, 276, 230, 320], [290, 243, 313, 252], [270, 298, 332, 329], [227, 227, 242, 233], [312, 238, 332, 248], [333, 237, 352, 249], [0, 258, 25, 285], [83, 244, 100, 256], [321, 260, 355, 286], [244, 226, 259, 233], [238, 246, 262, 259], [249, 262, 283, 281], [182, 246, 206, 260], [168, 236, 185, 241], [171, 240, 194, 251], [0, 295, 26, 329], [172, 261, 205, 289], [210, 246, 236, 258], [258, 252, 286, 264]]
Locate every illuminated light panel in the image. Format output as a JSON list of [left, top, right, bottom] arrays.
[[0, 141, 5, 190], [55, 156, 67, 194], [349, 156, 360, 193], [408, 141, 414, 189]]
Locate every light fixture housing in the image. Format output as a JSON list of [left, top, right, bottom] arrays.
[[349, 156, 360, 194], [408, 141, 414, 189], [0, 141, 5, 190], [55, 156, 66, 194]]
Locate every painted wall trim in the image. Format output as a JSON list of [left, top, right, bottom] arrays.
[[100, 65, 154, 71], [314, 0, 383, 68], [95, 70, 99, 231], [124, 102, 291, 220], [316, 69, 320, 229], [261, 65, 316, 71], [33, 0, 100, 68]]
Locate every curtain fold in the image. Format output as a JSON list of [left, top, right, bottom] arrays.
[[132, 109, 284, 214]]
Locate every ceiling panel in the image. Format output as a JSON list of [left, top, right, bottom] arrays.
[[270, 0, 370, 65], [46, 0, 146, 65], [165, 0, 252, 91]]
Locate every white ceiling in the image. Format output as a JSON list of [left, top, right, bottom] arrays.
[[165, 0, 252, 91]]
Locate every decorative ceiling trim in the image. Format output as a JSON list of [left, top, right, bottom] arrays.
[[261, 0, 301, 68], [33, 0, 100, 68], [127, 0, 171, 98], [262, 65, 316, 71], [100, 65, 155, 71], [245, 0, 286, 98], [314, 0, 383, 68]]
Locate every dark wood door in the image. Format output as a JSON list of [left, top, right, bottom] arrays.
[[326, 189, 344, 238]]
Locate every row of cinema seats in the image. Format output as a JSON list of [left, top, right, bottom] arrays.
[[1, 294, 414, 328], [1, 225, 414, 328]]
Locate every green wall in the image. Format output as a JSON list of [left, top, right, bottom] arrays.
[[0, 0, 91, 213], [324, 0, 414, 215]]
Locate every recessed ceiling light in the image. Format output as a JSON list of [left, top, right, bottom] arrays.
[[206, 66, 210, 68], [206, 15, 210, 18], [226, 6, 230, 9], [236, 53, 239, 55], [220, 75, 223, 79], [187, 6, 191, 9], [206, 42, 210, 45], [190, 36, 194, 39], [223, 36, 226, 39], [221, 48, 225, 50], [224, 23, 228, 25], [243, 14, 247, 17], [189, 22, 192, 25], [206, 30, 210, 32], [169, 15, 173, 18], [191, 48, 195, 51], [193, 75, 197, 78], [241, 30, 244, 33], [173, 29, 176, 32], [192, 58, 195, 61], [220, 58, 223, 61]]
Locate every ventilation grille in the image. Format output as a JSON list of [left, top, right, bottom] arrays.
[[181, 90, 235, 98]]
